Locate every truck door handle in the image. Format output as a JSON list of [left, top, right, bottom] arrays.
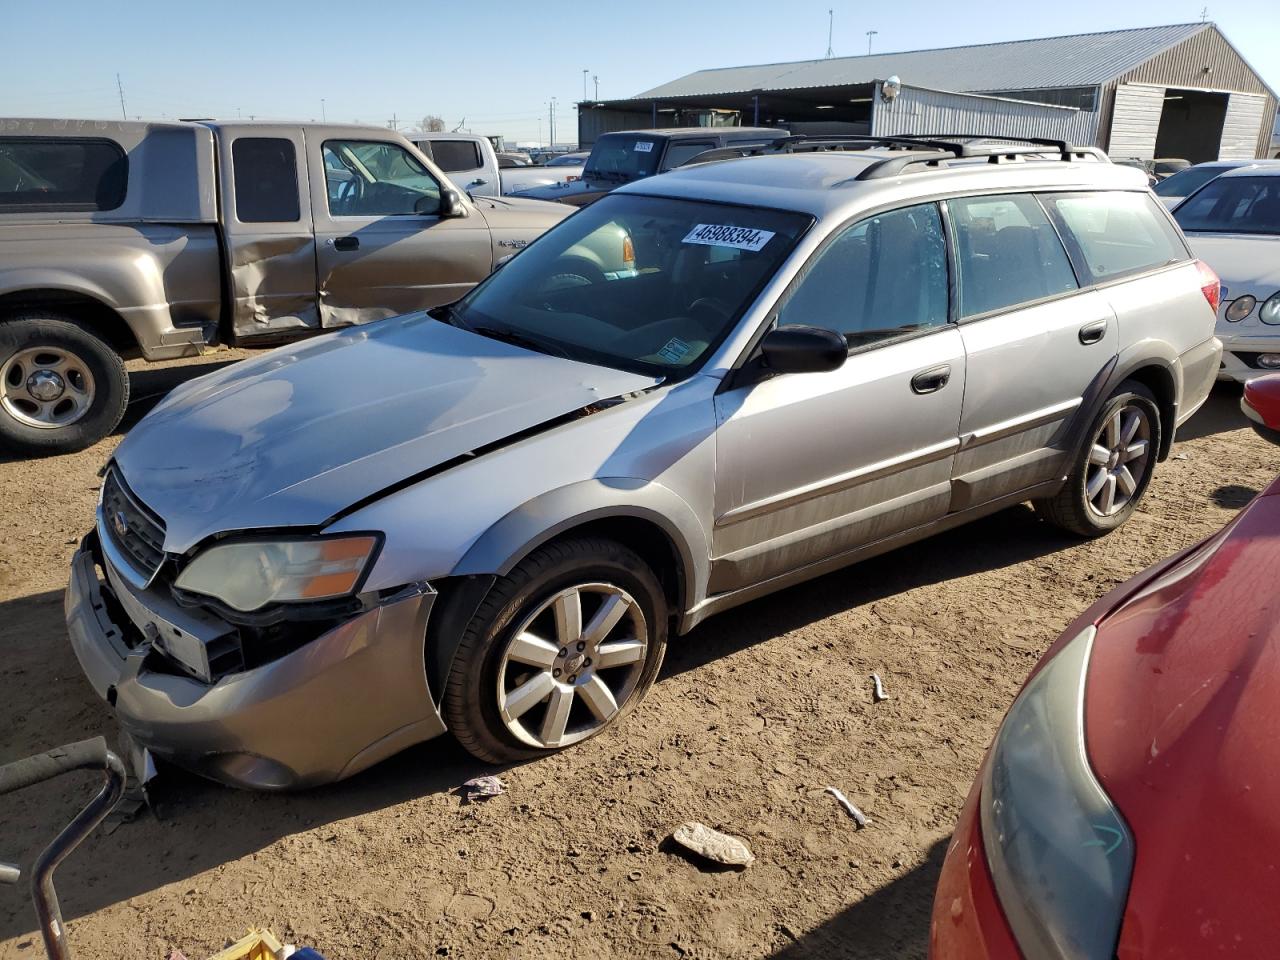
[[1079, 319, 1108, 345], [468, 178, 488, 187], [911, 364, 951, 395], [333, 236, 359, 252]]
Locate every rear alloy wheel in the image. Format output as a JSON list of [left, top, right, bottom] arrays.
[[1036, 380, 1161, 537], [444, 538, 667, 764]]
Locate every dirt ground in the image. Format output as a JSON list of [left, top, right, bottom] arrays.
[[1, 352, 1276, 960]]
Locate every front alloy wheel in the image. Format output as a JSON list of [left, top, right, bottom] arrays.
[[443, 537, 668, 764], [497, 583, 648, 749]]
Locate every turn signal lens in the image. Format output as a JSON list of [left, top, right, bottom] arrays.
[[1226, 295, 1257, 323]]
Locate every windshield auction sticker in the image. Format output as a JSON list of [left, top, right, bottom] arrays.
[[633, 141, 655, 152], [683, 223, 775, 252]]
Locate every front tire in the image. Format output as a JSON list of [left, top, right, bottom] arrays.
[[0, 314, 129, 456], [1036, 381, 1161, 537], [443, 538, 668, 764]]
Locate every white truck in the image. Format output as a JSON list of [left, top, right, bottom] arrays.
[[409, 133, 584, 198]]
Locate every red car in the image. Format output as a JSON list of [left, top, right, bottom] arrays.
[[931, 374, 1280, 959]]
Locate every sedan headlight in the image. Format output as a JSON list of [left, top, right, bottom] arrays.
[[1225, 295, 1257, 323], [981, 626, 1134, 960], [174, 535, 380, 613], [1260, 293, 1280, 326]]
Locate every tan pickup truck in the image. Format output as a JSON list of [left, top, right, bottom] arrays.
[[0, 119, 572, 454]]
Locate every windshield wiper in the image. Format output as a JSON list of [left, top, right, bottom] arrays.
[[469, 325, 572, 359]]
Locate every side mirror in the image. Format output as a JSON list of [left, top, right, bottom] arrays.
[[759, 324, 847, 374], [439, 190, 469, 219]]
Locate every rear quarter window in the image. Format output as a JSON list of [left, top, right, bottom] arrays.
[[427, 140, 483, 172], [1042, 192, 1187, 284], [231, 137, 301, 223], [0, 137, 127, 212]]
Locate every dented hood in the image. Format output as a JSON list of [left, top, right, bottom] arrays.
[[114, 314, 657, 553]]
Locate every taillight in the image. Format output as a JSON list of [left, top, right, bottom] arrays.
[[1196, 259, 1221, 313]]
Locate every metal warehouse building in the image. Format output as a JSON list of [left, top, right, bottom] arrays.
[[577, 22, 1277, 161]]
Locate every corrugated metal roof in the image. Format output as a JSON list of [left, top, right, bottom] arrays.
[[632, 23, 1210, 100]]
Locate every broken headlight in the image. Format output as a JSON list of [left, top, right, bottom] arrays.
[[174, 535, 380, 613]]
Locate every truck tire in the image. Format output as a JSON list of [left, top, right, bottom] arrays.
[[1035, 381, 1161, 537], [0, 314, 129, 456]]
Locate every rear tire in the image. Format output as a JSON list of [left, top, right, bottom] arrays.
[[443, 537, 668, 765], [1035, 381, 1161, 537], [0, 314, 129, 456]]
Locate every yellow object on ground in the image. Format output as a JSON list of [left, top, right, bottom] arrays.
[[204, 929, 285, 960]]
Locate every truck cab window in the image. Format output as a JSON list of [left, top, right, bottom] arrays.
[[322, 140, 442, 217], [231, 138, 300, 223]]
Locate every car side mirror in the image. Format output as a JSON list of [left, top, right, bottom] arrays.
[[759, 324, 847, 374], [438, 190, 469, 219]]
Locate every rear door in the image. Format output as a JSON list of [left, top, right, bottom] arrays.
[[415, 137, 498, 196], [711, 201, 965, 593], [308, 130, 494, 327], [947, 192, 1115, 510], [218, 126, 321, 339]]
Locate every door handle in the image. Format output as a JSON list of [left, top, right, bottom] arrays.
[[1079, 319, 1108, 345], [333, 236, 359, 252], [910, 364, 952, 395]]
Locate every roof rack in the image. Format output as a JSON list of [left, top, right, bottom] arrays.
[[679, 133, 1108, 180]]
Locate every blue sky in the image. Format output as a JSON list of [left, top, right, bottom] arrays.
[[2, 0, 1276, 144]]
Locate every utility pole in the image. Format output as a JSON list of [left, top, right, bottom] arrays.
[[1200, 5, 1208, 20], [116, 73, 127, 119], [593, 74, 599, 99], [583, 69, 589, 101], [389, 112, 398, 131], [866, 30, 878, 55], [549, 98, 557, 148], [321, 98, 326, 122], [826, 9, 834, 58]]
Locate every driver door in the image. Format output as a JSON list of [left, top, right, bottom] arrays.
[[710, 202, 965, 594], [307, 130, 494, 327]]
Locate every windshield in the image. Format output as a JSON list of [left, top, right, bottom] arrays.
[[1154, 164, 1230, 197], [583, 134, 663, 181], [451, 194, 812, 378], [1173, 175, 1280, 235]]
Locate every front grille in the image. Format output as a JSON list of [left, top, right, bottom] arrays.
[[101, 467, 167, 581]]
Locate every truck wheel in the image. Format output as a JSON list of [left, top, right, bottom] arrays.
[[0, 315, 129, 456], [443, 538, 668, 764], [1035, 381, 1161, 537]]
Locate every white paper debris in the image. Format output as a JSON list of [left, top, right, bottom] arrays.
[[871, 673, 891, 702], [825, 787, 870, 828], [672, 822, 755, 867]]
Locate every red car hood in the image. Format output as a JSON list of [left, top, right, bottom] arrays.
[[1085, 478, 1280, 958]]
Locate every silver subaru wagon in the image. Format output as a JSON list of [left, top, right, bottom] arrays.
[[65, 137, 1221, 789]]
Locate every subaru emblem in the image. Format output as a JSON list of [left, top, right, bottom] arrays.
[[113, 511, 129, 538]]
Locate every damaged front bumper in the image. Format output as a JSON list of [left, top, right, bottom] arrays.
[[64, 532, 446, 790]]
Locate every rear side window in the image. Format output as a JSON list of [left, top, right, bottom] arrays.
[[426, 140, 483, 172], [0, 137, 127, 212], [1044, 192, 1187, 282], [948, 194, 1078, 318], [778, 202, 949, 349], [661, 141, 716, 171], [232, 138, 300, 223]]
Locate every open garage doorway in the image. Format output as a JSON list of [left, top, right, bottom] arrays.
[[1155, 89, 1228, 162]]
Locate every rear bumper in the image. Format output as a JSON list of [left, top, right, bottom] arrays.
[[65, 534, 446, 790], [1176, 336, 1222, 426], [930, 764, 1022, 959]]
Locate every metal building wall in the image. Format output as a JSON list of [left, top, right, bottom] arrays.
[[1101, 25, 1278, 157], [1219, 94, 1270, 159], [872, 85, 1098, 144], [576, 105, 657, 147], [1108, 84, 1166, 159]]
